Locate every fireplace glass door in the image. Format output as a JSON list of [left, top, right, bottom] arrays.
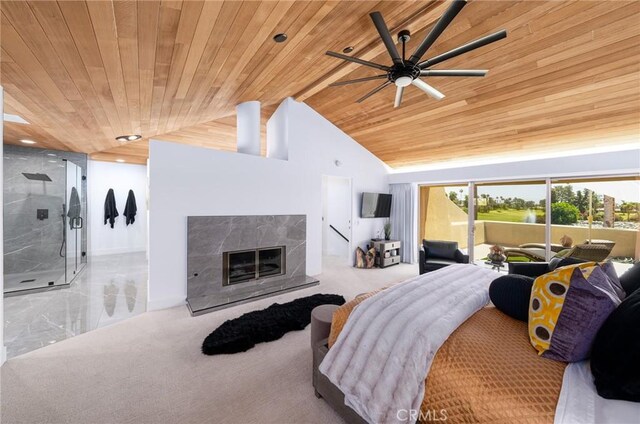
[[258, 247, 285, 278], [223, 246, 286, 286], [225, 250, 256, 285]]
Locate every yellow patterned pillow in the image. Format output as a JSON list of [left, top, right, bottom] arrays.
[[529, 261, 622, 362], [529, 262, 596, 354]]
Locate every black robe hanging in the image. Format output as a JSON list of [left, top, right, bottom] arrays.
[[67, 186, 82, 229], [123, 189, 137, 226], [104, 188, 119, 228]]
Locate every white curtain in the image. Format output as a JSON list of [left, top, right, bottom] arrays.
[[389, 183, 418, 263]]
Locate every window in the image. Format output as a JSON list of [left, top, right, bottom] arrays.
[[418, 175, 638, 273]]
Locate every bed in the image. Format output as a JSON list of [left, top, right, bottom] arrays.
[[314, 292, 566, 423], [311, 264, 639, 424]]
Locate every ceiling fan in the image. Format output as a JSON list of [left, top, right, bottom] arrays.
[[326, 0, 507, 107]]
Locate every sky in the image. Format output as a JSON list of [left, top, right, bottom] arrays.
[[445, 180, 640, 204]]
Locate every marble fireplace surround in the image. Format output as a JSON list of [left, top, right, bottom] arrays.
[[186, 215, 318, 315]]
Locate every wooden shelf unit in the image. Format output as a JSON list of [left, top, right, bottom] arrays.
[[371, 239, 402, 268]]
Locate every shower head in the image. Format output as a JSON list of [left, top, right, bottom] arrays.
[[22, 173, 52, 182]]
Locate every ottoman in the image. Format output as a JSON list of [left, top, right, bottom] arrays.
[[311, 304, 339, 349]]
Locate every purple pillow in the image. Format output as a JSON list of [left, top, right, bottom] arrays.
[[529, 263, 622, 362]]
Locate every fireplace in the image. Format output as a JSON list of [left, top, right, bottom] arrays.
[[187, 215, 318, 315], [223, 246, 286, 286]]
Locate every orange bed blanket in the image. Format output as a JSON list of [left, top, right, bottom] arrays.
[[328, 293, 567, 423]]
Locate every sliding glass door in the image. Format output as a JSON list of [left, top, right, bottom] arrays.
[[550, 176, 639, 269], [473, 181, 547, 263], [418, 175, 638, 271]]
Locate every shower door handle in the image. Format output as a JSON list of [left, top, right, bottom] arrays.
[[72, 217, 83, 229]]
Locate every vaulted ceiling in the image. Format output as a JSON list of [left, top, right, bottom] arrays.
[[1, 1, 639, 167]]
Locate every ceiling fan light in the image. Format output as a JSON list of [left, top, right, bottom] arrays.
[[395, 76, 412, 87]]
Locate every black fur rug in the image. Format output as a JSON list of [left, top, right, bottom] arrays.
[[202, 293, 345, 355]]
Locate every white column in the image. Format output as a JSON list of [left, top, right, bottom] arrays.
[[467, 182, 475, 263], [1, 86, 5, 366], [545, 178, 552, 261], [266, 98, 289, 160], [236, 101, 261, 156]]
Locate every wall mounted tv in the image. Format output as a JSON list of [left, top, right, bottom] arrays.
[[361, 193, 392, 218]]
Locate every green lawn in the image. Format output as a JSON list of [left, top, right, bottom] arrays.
[[477, 208, 544, 223]]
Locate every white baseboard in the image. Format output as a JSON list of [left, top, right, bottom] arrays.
[[147, 296, 186, 311], [90, 247, 146, 257]]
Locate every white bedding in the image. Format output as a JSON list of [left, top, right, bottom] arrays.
[[319, 264, 498, 424], [555, 361, 640, 424]]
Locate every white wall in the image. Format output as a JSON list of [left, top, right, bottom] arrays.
[[1, 86, 5, 365], [88, 160, 147, 256], [389, 148, 640, 185], [147, 98, 388, 310]]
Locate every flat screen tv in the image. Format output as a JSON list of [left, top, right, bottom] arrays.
[[361, 193, 392, 218]]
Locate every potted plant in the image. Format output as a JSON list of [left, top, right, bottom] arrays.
[[487, 245, 506, 264], [383, 222, 392, 240]]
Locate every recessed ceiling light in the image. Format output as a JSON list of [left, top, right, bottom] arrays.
[[116, 134, 141, 143], [342, 46, 354, 54], [273, 33, 287, 43], [20, 139, 36, 145], [116, 159, 126, 163]]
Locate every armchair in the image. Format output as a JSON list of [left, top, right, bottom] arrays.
[[419, 240, 469, 274]]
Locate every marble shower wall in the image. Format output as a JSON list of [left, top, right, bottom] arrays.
[[3, 145, 87, 283], [187, 215, 310, 313]]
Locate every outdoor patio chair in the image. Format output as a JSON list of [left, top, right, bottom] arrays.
[[557, 243, 612, 262], [583, 239, 616, 251], [504, 247, 551, 262], [518, 243, 565, 253]]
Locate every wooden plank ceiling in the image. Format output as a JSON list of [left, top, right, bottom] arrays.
[[1, 1, 639, 167]]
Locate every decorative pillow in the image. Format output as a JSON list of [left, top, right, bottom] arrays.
[[619, 262, 640, 296], [598, 261, 626, 301], [489, 275, 534, 322], [529, 262, 622, 362], [590, 288, 640, 402]]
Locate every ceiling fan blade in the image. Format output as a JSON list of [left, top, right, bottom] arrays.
[[408, 0, 467, 64], [326, 51, 390, 71], [420, 69, 488, 77], [356, 81, 392, 103], [330, 75, 389, 87], [394, 86, 404, 108], [412, 78, 445, 101], [370, 11, 403, 65], [418, 29, 507, 69]]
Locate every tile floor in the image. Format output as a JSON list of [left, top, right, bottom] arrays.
[[3, 252, 147, 359]]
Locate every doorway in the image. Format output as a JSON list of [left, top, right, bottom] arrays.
[[322, 176, 352, 265]]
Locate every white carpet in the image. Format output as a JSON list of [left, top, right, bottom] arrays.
[[1, 257, 417, 424]]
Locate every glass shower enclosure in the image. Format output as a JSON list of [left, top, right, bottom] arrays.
[[3, 146, 87, 295]]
